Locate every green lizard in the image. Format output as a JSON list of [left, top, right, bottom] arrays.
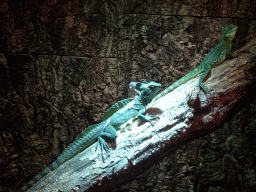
[[19, 80, 161, 192], [152, 24, 238, 102]]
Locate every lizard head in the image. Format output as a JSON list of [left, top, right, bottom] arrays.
[[222, 24, 238, 42], [138, 81, 162, 104]]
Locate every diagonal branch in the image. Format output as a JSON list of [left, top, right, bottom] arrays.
[[27, 39, 256, 192]]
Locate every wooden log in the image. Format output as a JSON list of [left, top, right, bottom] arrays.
[[27, 39, 256, 192]]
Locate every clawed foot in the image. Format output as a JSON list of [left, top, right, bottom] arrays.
[[96, 137, 110, 162]]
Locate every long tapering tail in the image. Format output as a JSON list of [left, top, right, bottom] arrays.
[[18, 123, 101, 191]]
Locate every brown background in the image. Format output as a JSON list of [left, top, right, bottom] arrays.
[[1, 0, 256, 191]]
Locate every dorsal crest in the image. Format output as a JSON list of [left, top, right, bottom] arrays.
[[102, 98, 134, 121]]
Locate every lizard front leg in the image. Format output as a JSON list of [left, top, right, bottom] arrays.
[[199, 63, 211, 94], [136, 109, 159, 126]]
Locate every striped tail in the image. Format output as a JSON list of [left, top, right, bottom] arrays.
[[18, 158, 64, 192], [152, 66, 204, 102], [19, 123, 103, 191]]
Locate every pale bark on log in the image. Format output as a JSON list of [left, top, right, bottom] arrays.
[[27, 39, 256, 192]]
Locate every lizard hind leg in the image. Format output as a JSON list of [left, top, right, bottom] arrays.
[[96, 137, 110, 162], [95, 125, 118, 162]]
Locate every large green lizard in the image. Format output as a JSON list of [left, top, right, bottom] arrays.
[[152, 24, 238, 102], [19, 80, 161, 192]]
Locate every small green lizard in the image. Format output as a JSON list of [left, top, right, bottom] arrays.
[[152, 24, 238, 102]]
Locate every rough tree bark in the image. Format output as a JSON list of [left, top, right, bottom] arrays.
[[26, 39, 256, 192]]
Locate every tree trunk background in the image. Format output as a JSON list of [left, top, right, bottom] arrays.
[[0, 0, 256, 192]]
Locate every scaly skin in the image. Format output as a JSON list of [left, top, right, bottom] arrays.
[[19, 80, 161, 192], [152, 24, 238, 102]]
